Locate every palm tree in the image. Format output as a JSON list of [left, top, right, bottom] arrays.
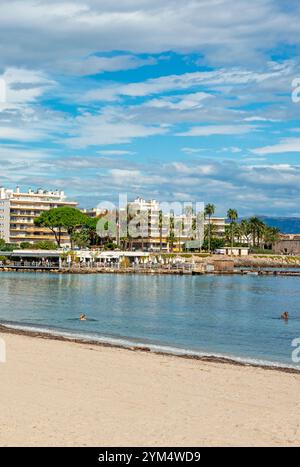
[[239, 219, 251, 245], [115, 209, 120, 248], [120, 235, 128, 250], [257, 220, 267, 248], [204, 203, 215, 253], [126, 205, 135, 251], [227, 208, 238, 253], [139, 209, 151, 251], [249, 217, 265, 247], [262, 226, 280, 249], [168, 213, 175, 252], [204, 223, 218, 249], [191, 217, 196, 240], [177, 217, 185, 252], [159, 210, 163, 252]]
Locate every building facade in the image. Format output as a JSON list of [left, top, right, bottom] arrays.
[[81, 207, 107, 218], [274, 234, 300, 255], [121, 197, 225, 252], [0, 187, 77, 245], [124, 197, 165, 250]]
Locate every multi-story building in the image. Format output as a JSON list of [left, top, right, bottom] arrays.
[[81, 207, 107, 218], [208, 217, 226, 236], [121, 197, 225, 252], [126, 197, 161, 246], [0, 187, 77, 245]]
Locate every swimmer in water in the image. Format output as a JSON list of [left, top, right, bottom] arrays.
[[79, 314, 87, 321], [281, 311, 289, 321]]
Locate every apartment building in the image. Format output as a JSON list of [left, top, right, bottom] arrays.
[[122, 197, 225, 251], [0, 187, 77, 244], [126, 197, 161, 247], [208, 217, 226, 236], [81, 207, 107, 218]]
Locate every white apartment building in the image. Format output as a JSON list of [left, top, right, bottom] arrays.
[[81, 207, 107, 218], [123, 197, 225, 251], [127, 197, 162, 239], [0, 187, 77, 244]]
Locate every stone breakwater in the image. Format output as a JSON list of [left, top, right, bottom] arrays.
[[233, 255, 300, 268]]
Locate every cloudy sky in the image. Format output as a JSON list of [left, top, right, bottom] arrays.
[[0, 0, 300, 216]]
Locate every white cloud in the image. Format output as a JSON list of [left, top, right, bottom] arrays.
[[60, 54, 156, 75], [83, 61, 293, 104], [221, 146, 242, 153], [172, 162, 216, 175], [239, 163, 300, 186], [97, 149, 135, 156], [83, 86, 121, 102], [145, 92, 212, 110], [120, 64, 292, 97], [252, 138, 300, 155], [177, 124, 256, 137], [0, 1, 299, 69], [0, 1, 299, 216], [0, 126, 44, 141], [0, 68, 54, 109], [67, 111, 168, 147], [109, 169, 167, 186], [244, 116, 280, 122], [0, 145, 49, 161], [181, 147, 206, 154]]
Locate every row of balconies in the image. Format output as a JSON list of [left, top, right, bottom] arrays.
[[9, 235, 69, 241], [10, 212, 39, 216], [10, 219, 34, 223], [10, 205, 58, 210]]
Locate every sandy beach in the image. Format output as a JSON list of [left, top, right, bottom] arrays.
[[0, 331, 300, 447]]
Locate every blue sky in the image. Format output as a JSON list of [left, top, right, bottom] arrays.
[[0, 0, 300, 216]]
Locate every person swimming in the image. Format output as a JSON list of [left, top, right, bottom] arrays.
[[281, 311, 289, 321], [79, 314, 87, 321]]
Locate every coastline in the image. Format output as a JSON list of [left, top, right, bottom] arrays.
[[1, 253, 300, 276], [0, 323, 299, 374], [1, 328, 300, 446], [1, 267, 300, 277]]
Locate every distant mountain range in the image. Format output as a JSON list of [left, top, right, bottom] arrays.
[[258, 217, 300, 234]]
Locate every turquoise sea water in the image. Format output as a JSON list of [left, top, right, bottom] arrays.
[[0, 272, 300, 368]]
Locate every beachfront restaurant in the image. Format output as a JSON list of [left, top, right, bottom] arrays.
[[0, 250, 61, 269], [0, 249, 151, 269], [76, 250, 150, 267]]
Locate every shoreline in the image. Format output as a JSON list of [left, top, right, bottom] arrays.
[[1, 323, 298, 375], [1, 267, 300, 277]]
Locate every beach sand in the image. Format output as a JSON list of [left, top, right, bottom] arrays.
[[0, 331, 300, 447]]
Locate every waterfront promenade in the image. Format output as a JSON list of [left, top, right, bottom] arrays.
[[1, 253, 300, 275]]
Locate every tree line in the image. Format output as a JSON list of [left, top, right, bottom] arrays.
[[204, 204, 281, 252], [0, 205, 281, 252]]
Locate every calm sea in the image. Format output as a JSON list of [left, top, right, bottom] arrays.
[[0, 272, 300, 369]]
